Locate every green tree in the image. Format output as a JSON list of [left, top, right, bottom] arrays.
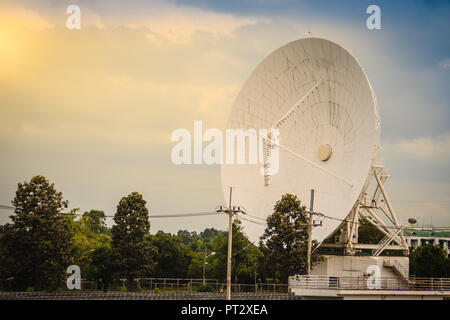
[[230, 219, 261, 283], [357, 218, 384, 244], [67, 208, 111, 276], [0, 175, 72, 291], [259, 193, 320, 283], [200, 228, 226, 241], [81, 210, 109, 234], [209, 219, 262, 283], [149, 231, 189, 278], [177, 230, 200, 245], [111, 192, 154, 290], [86, 243, 113, 291], [186, 238, 207, 278], [409, 243, 450, 277], [177, 230, 193, 245], [0, 224, 15, 289]]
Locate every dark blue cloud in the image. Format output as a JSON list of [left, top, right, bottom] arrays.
[[170, 0, 448, 22], [170, 0, 450, 70]]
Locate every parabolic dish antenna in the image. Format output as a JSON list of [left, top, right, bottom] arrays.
[[221, 38, 380, 244]]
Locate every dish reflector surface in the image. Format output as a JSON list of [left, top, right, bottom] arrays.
[[221, 38, 380, 243]]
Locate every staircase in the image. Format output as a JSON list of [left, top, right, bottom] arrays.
[[383, 258, 410, 287]]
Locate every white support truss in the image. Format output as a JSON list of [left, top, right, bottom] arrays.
[[323, 165, 409, 256]]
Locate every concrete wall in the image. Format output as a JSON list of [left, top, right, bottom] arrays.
[[341, 294, 446, 300], [300, 293, 447, 300], [311, 255, 409, 278]]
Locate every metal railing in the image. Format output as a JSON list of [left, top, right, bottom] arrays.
[[3, 276, 449, 293], [129, 278, 289, 294], [0, 279, 99, 292], [288, 275, 450, 291], [0, 278, 289, 293], [0, 276, 291, 293], [9, 276, 450, 293]]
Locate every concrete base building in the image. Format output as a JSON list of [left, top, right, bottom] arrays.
[[289, 255, 450, 300]]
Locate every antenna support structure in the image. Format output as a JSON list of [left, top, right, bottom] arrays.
[[322, 164, 409, 256]]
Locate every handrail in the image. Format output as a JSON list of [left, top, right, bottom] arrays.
[[383, 258, 409, 281], [288, 275, 450, 291]]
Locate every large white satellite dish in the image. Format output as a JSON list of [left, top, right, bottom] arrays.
[[221, 38, 381, 244]]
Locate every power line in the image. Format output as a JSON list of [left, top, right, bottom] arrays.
[[0, 206, 221, 219], [62, 211, 221, 219], [237, 214, 267, 227], [244, 212, 266, 221], [151, 212, 220, 218], [316, 212, 450, 231], [2, 204, 450, 230]]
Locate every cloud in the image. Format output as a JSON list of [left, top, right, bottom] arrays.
[[0, 0, 267, 43], [385, 133, 450, 160], [438, 58, 450, 70], [0, 9, 250, 230], [0, 1, 449, 231], [0, 4, 52, 31], [385, 178, 450, 228], [0, 5, 53, 73]]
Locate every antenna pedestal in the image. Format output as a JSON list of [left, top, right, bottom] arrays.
[[322, 165, 409, 256]]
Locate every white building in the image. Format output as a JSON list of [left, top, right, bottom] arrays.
[[404, 230, 450, 255], [289, 255, 450, 300]]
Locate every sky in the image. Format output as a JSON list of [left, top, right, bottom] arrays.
[[0, 0, 449, 234]]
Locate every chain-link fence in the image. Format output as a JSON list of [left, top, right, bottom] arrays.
[[0, 277, 290, 294], [104, 278, 290, 294]]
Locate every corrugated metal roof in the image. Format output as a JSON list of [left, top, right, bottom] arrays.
[[403, 230, 450, 238]]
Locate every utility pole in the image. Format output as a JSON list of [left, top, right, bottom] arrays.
[[307, 189, 314, 275], [226, 187, 233, 300], [216, 187, 245, 300]]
